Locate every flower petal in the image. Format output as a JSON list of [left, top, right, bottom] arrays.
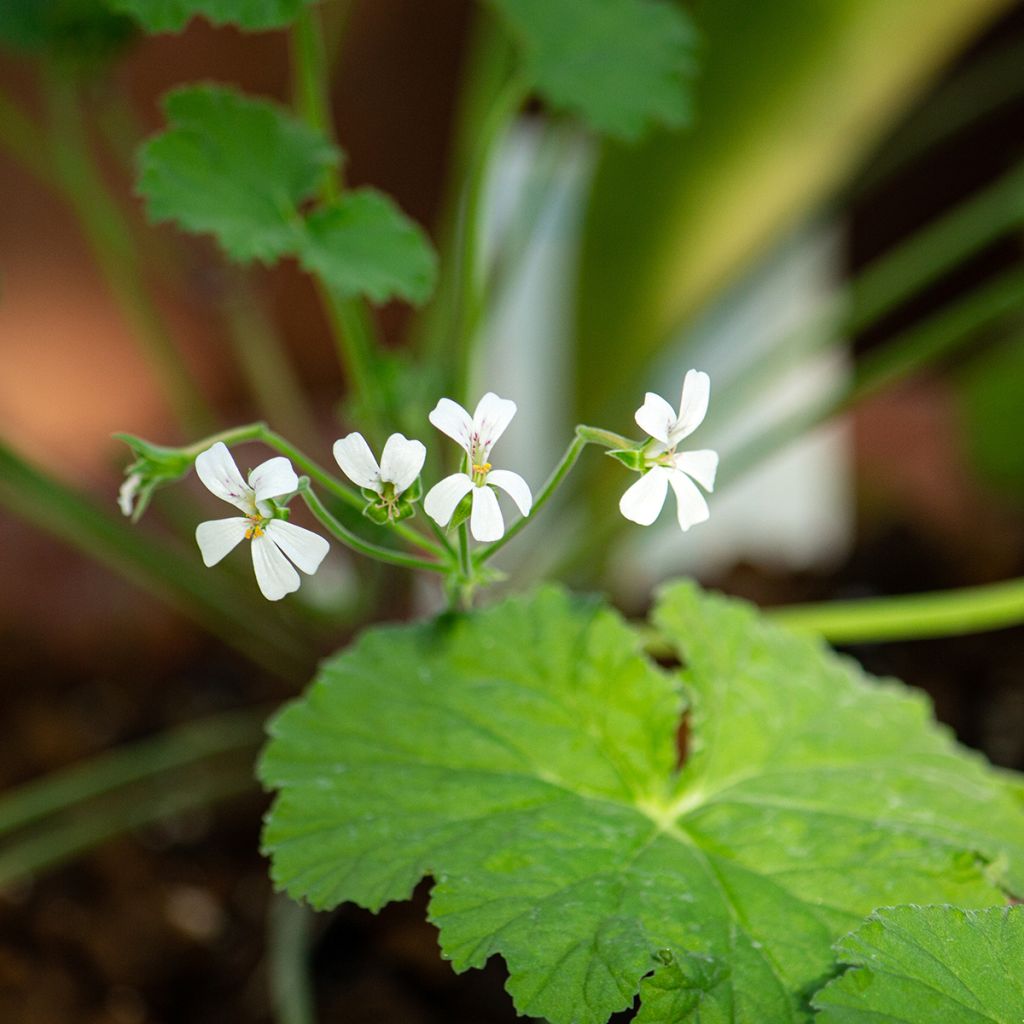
[[672, 369, 711, 442], [668, 469, 710, 531], [195, 517, 249, 566], [249, 456, 299, 503], [470, 484, 504, 542], [619, 466, 671, 526], [634, 392, 677, 445], [423, 473, 473, 527], [472, 392, 517, 455], [265, 519, 330, 575], [673, 449, 719, 492], [195, 442, 253, 512], [487, 469, 532, 516], [118, 473, 141, 517], [429, 398, 475, 456], [251, 533, 300, 601], [333, 432, 381, 491], [379, 433, 426, 493]]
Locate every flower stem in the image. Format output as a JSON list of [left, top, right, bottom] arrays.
[[474, 424, 634, 565], [289, 6, 390, 440], [300, 485, 447, 573]]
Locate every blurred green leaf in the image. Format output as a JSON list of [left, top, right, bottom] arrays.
[[0, 0, 135, 64], [812, 905, 1024, 1022], [107, 0, 312, 33], [959, 332, 1024, 503], [485, 0, 698, 141], [574, 0, 1015, 426], [139, 84, 336, 263], [299, 190, 438, 305]]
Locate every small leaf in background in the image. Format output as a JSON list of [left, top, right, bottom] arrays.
[[959, 333, 1024, 504], [485, 0, 698, 141], [0, 0, 135, 64], [812, 905, 1024, 1022], [138, 84, 337, 264], [106, 0, 311, 33], [299, 190, 438, 305], [260, 584, 1024, 1024]]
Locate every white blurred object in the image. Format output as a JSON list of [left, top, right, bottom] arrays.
[[479, 122, 853, 597]]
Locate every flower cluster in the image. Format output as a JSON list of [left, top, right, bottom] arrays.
[[123, 373, 718, 602]]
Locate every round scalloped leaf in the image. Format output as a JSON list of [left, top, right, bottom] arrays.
[[138, 84, 337, 264], [260, 584, 1024, 1024], [812, 905, 1024, 1022]]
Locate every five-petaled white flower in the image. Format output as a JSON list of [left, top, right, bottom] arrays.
[[619, 369, 719, 531], [194, 442, 329, 601], [424, 392, 532, 542], [333, 432, 426, 509]]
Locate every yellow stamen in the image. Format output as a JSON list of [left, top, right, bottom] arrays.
[[473, 462, 492, 475]]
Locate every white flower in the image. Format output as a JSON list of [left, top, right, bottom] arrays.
[[194, 442, 329, 601], [118, 473, 142, 517], [619, 369, 719, 531], [333, 431, 426, 502], [423, 392, 532, 542]]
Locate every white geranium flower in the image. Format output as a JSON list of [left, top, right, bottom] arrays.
[[619, 369, 719, 532], [423, 392, 532, 542], [194, 442, 329, 601], [333, 432, 426, 505]]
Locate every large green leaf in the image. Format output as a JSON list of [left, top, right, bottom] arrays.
[[812, 905, 1024, 1022], [139, 84, 336, 264], [107, 0, 312, 32], [574, 0, 1015, 426], [260, 584, 1024, 1023], [485, 0, 697, 141], [299, 190, 438, 305]]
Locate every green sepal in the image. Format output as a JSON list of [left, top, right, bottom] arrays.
[[448, 490, 473, 531], [606, 447, 647, 471], [360, 487, 379, 503], [114, 433, 196, 522], [363, 502, 391, 526], [392, 501, 416, 522], [403, 477, 423, 503]]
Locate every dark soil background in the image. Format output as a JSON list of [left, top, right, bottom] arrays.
[[1, 3, 1023, 1022]]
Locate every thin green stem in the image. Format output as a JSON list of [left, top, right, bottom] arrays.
[[475, 425, 630, 565], [289, 7, 389, 439], [300, 485, 447, 573], [43, 74, 216, 437], [458, 521, 473, 578], [770, 577, 1024, 643], [0, 706, 268, 838], [451, 76, 529, 403], [268, 897, 318, 1024]]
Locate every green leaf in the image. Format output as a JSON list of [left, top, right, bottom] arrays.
[[298, 190, 438, 305], [260, 585, 1024, 1024], [485, 0, 698, 141], [0, 0, 135, 63], [138, 84, 337, 264], [107, 0, 312, 33], [812, 905, 1024, 1022]]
